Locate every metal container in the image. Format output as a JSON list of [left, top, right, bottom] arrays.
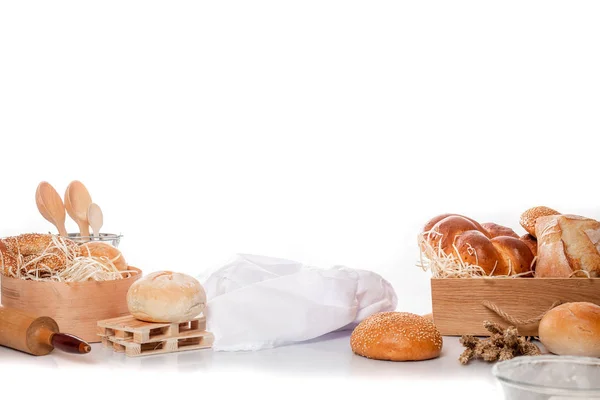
[[66, 233, 123, 247]]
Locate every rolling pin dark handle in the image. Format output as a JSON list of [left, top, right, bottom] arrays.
[[51, 333, 92, 354]]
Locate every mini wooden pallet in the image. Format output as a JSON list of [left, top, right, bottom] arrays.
[[97, 314, 214, 357]]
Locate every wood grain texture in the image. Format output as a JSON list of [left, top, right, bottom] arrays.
[[98, 313, 212, 357], [431, 278, 600, 336], [101, 333, 213, 357], [0, 306, 59, 355], [97, 314, 206, 343], [1, 267, 141, 343]]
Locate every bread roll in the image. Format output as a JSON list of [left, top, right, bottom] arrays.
[[539, 302, 600, 357], [426, 215, 490, 254], [350, 312, 442, 361], [422, 214, 534, 276], [482, 222, 519, 239], [519, 234, 537, 258], [491, 236, 535, 276], [535, 214, 600, 278], [423, 213, 486, 234], [78, 242, 127, 271], [520, 206, 560, 237], [454, 231, 508, 276], [127, 271, 206, 323]]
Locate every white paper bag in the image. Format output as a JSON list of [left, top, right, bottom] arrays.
[[201, 254, 397, 351]]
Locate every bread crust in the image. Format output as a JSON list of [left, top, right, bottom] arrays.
[[482, 222, 519, 239], [519, 234, 537, 258], [127, 271, 206, 323], [491, 236, 535, 275], [539, 302, 600, 357], [535, 215, 600, 278], [0, 234, 77, 275], [78, 242, 127, 271], [423, 213, 487, 235], [350, 312, 442, 361], [422, 214, 534, 276], [454, 231, 507, 275], [520, 206, 560, 237]]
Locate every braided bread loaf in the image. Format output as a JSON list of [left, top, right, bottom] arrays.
[[422, 214, 535, 276]]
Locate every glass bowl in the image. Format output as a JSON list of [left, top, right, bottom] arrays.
[[492, 355, 600, 399], [65, 233, 122, 247]]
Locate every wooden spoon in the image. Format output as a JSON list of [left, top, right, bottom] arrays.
[[87, 203, 103, 238], [35, 182, 68, 236], [64, 181, 92, 236]]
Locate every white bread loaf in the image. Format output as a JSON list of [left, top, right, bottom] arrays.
[[127, 271, 206, 323], [539, 302, 600, 357]]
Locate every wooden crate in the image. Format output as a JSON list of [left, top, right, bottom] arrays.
[[97, 314, 213, 357], [431, 278, 600, 336]]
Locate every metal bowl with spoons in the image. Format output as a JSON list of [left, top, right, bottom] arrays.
[[63, 181, 122, 246]]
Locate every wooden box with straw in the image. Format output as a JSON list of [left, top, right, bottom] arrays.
[[418, 210, 600, 337], [0, 181, 141, 343]]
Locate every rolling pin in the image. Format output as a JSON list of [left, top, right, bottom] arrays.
[[0, 306, 91, 356]]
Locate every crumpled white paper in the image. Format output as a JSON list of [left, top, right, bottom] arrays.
[[200, 254, 397, 351]]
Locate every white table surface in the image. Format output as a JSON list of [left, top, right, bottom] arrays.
[[0, 333, 506, 400]]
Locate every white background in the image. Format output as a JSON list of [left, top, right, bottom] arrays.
[[1, 1, 599, 399]]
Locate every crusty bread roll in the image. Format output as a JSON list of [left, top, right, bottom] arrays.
[[78, 242, 127, 271], [482, 222, 519, 239], [351, 312, 442, 361], [519, 234, 537, 258], [423, 214, 534, 276], [520, 206, 560, 237], [539, 302, 600, 357], [535, 214, 600, 278], [127, 271, 206, 323]]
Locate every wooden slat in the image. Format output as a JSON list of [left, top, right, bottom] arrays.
[[111, 329, 213, 344], [98, 313, 213, 357], [431, 278, 600, 336], [104, 332, 214, 357], [97, 315, 205, 335]]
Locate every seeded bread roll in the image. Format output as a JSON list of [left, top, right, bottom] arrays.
[[539, 302, 600, 357], [350, 312, 443, 361], [520, 206, 560, 237]]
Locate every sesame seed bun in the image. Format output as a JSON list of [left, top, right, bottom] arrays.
[[350, 312, 443, 361], [520, 206, 560, 237]]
